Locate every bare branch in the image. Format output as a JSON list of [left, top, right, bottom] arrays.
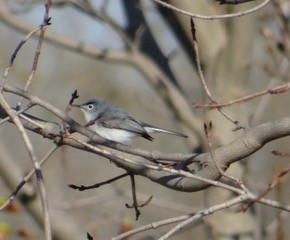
[[154, 0, 271, 20], [68, 173, 129, 191], [0, 145, 59, 212], [217, 0, 256, 4], [2, 82, 290, 192], [190, 18, 241, 128], [194, 83, 290, 109]]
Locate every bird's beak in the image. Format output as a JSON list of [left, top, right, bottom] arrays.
[[71, 104, 82, 108]]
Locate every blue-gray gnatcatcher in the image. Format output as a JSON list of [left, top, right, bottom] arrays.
[[72, 98, 187, 144]]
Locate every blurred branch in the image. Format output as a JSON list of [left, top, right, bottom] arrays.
[[65, 0, 134, 49], [0, 145, 59, 212], [0, 0, 131, 62], [217, 0, 256, 4], [122, 0, 180, 86], [154, 0, 271, 19], [243, 165, 290, 212]]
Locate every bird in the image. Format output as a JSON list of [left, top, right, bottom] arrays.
[[72, 98, 187, 144]]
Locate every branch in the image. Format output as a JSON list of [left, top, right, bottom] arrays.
[[154, 0, 271, 20], [217, 0, 256, 4], [193, 83, 290, 109], [190, 18, 240, 128], [1, 83, 290, 192]]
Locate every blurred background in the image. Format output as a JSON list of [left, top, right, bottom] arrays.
[[0, 0, 290, 239]]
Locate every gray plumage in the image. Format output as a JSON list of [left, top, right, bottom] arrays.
[[73, 98, 187, 144]]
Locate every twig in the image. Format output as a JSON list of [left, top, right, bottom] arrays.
[[87, 232, 93, 240], [125, 174, 153, 220], [193, 83, 290, 109], [16, 13, 52, 109], [204, 122, 248, 190], [251, 58, 290, 125], [55, 0, 133, 49], [217, 0, 256, 4], [243, 165, 290, 212], [272, 150, 290, 158], [204, 122, 225, 173], [68, 173, 129, 191], [62, 89, 79, 134], [158, 195, 249, 240], [0, 27, 42, 91], [112, 213, 196, 240], [154, 0, 271, 20], [115, 186, 290, 240], [0, 104, 34, 125], [127, 174, 141, 220], [114, 194, 249, 240], [0, 93, 52, 239], [0, 145, 59, 212], [190, 18, 241, 128]]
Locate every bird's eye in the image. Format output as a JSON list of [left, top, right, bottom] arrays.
[[87, 104, 94, 110]]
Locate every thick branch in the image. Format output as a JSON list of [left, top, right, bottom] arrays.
[[1, 84, 290, 192]]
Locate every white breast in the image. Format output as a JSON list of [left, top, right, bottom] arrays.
[[89, 124, 137, 144]]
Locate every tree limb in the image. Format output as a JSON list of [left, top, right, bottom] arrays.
[[1, 83, 290, 192]]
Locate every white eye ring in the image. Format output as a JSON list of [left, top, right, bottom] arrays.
[[87, 104, 94, 110]]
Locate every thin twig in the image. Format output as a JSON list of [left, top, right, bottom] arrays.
[[217, 0, 256, 4], [68, 173, 129, 191], [114, 195, 249, 240], [127, 174, 141, 220], [272, 150, 290, 158], [0, 27, 42, 91], [16, 13, 52, 109], [154, 0, 271, 20], [194, 83, 290, 109], [62, 89, 79, 134], [0, 145, 59, 212], [190, 18, 241, 128], [0, 104, 34, 125], [204, 122, 248, 190], [243, 165, 290, 212], [158, 195, 249, 240], [113, 213, 196, 240], [251, 58, 289, 125]]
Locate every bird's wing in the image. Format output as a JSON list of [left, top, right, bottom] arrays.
[[98, 114, 154, 141]]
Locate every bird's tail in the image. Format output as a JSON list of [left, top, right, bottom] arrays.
[[143, 124, 188, 138]]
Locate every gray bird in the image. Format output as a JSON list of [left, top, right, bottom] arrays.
[[72, 98, 187, 144]]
